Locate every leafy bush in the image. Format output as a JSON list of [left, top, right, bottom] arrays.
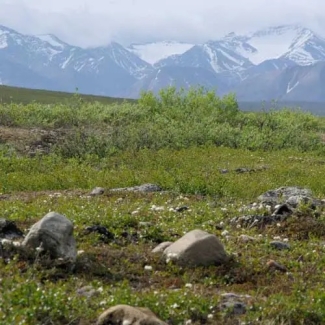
[[1, 86, 324, 156]]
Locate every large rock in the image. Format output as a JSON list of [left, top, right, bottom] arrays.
[[258, 186, 313, 205], [163, 229, 228, 267], [110, 183, 162, 193], [22, 212, 77, 263], [96, 304, 167, 325]]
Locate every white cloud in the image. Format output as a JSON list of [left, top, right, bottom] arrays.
[[0, 0, 324, 47]]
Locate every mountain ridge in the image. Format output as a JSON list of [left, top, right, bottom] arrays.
[[1, 23, 325, 102]]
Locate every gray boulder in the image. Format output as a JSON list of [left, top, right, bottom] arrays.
[[110, 183, 162, 193], [258, 186, 313, 205], [219, 301, 246, 315], [96, 304, 167, 325], [22, 212, 77, 263], [218, 292, 251, 316], [163, 229, 228, 267]]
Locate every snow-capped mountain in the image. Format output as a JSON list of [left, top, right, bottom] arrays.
[[240, 25, 325, 66], [1, 23, 325, 102], [155, 42, 253, 75], [152, 25, 325, 75], [128, 41, 194, 65], [0, 25, 151, 96]]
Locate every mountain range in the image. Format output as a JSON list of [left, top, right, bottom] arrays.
[[1, 24, 325, 102]]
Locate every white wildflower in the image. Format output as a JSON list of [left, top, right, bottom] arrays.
[[221, 230, 229, 236], [144, 265, 153, 271]]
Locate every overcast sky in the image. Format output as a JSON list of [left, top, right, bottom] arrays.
[[0, 0, 324, 47]]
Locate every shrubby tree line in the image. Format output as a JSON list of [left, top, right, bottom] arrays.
[[0, 86, 323, 158]]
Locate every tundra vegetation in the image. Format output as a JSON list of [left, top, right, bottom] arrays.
[[1, 86, 325, 324]]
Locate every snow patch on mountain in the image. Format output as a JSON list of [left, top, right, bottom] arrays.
[[0, 29, 8, 49], [36, 34, 65, 49], [287, 80, 299, 93], [0, 38, 7, 49], [245, 26, 303, 64], [285, 48, 314, 65], [128, 41, 194, 64], [203, 44, 223, 73], [61, 54, 74, 69]]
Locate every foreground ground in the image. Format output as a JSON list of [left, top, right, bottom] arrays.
[[1, 88, 325, 324], [1, 135, 325, 324]]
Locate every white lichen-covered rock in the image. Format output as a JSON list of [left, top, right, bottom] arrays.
[[163, 229, 229, 267], [96, 304, 167, 325], [22, 212, 77, 263]]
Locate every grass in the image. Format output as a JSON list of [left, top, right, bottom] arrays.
[[0, 84, 133, 105], [1, 86, 325, 324]]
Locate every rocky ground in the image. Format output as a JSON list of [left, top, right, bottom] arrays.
[[2, 182, 325, 324]]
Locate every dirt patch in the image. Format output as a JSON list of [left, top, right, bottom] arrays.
[[0, 126, 67, 156]]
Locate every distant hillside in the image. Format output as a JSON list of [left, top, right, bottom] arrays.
[[0, 84, 133, 105], [1, 84, 325, 117]]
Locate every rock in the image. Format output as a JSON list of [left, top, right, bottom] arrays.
[[163, 229, 229, 267], [235, 167, 252, 173], [218, 292, 252, 316], [152, 241, 173, 253], [221, 292, 252, 300], [270, 241, 290, 250], [231, 214, 287, 229], [0, 219, 24, 239], [22, 212, 77, 264], [84, 225, 115, 242], [90, 187, 105, 196], [0, 238, 22, 260], [258, 186, 313, 205], [267, 259, 287, 272], [76, 285, 99, 298], [286, 195, 313, 208], [96, 304, 167, 325], [219, 301, 246, 315], [110, 183, 162, 193], [237, 234, 256, 243], [174, 206, 189, 213], [272, 203, 293, 216]]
